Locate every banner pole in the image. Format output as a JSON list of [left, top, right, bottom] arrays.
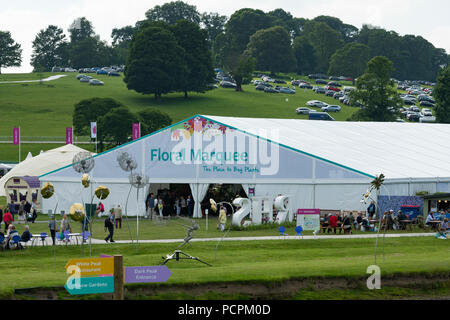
[[19, 126, 21, 162]]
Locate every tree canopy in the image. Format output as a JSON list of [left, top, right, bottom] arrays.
[[31, 25, 67, 71], [328, 43, 370, 79], [145, 1, 201, 25], [0, 31, 22, 74], [434, 66, 450, 123]]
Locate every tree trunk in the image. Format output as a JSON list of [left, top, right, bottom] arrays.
[[184, 90, 188, 99]]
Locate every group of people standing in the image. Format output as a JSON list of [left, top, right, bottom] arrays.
[[145, 193, 195, 219]]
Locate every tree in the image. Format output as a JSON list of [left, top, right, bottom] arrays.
[[304, 21, 344, 73], [293, 35, 317, 75], [434, 66, 450, 123], [328, 43, 370, 79], [349, 56, 402, 122], [31, 25, 67, 71], [0, 31, 22, 74], [224, 53, 256, 92], [145, 1, 200, 25], [68, 17, 95, 43], [200, 12, 227, 48], [245, 26, 296, 76], [137, 109, 172, 135], [313, 16, 358, 42], [170, 20, 215, 98], [124, 24, 187, 99], [98, 107, 137, 148]]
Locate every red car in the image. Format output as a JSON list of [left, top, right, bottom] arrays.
[[327, 87, 341, 92]]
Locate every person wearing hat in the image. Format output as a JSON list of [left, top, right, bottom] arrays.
[[48, 214, 59, 245], [438, 218, 448, 238]]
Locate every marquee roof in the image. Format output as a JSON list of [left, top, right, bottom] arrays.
[[204, 115, 450, 180]]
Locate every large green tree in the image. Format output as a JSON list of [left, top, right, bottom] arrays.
[[68, 17, 95, 43], [349, 56, 402, 122], [245, 26, 296, 75], [145, 1, 200, 25], [124, 24, 187, 99], [98, 107, 137, 148], [0, 31, 22, 74], [293, 35, 317, 75], [328, 43, 370, 79], [312, 15, 359, 42], [137, 109, 172, 136], [170, 20, 215, 98], [200, 12, 227, 48], [31, 25, 68, 71], [434, 66, 450, 123]]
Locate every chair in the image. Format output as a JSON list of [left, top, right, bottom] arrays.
[[295, 226, 303, 239], [279, 226, 288, 239], [0, 234, 5, 250], [64, 231, 71, 245], [39, 232, 47, 246], [10, 235, 22, 250]]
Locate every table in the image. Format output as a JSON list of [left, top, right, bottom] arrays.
[[31, 234, 47, 247], [67, 233, 82, 245], [428, 220, 442, 231], [400, 219, 413, 231]]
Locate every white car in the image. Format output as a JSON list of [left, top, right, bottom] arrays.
[[306, 100, 328, 108], [421, 108, 432, 117], [296, 107, 313, 114]]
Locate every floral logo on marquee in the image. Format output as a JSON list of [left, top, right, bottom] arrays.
[[170, 116, 232, 141]]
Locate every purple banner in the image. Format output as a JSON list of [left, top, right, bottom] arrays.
[[297, 209, 320, 215], [66, 127, 73, 144], [13, 127, 20, 145], [132, 123, 141, 140], [125, 266, 171, 283]]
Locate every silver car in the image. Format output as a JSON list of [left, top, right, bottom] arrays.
[[89, 79, 104, 86]]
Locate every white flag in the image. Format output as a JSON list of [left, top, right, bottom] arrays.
[[90, 122, 97, 138]]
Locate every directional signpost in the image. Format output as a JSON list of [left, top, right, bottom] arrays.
[[125, 266, 172, 284], [65, 257, 115, 295]]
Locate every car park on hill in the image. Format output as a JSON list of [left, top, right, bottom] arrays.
[[420, 100, 434, 107], [315, 79, 328, 85]]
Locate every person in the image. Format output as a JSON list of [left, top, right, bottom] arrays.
[[147, 193, 155, 219], [157, 196, 164, 217], [397, 210, 407, 230], [355, 212, 363, 230], [114, 204, 122, 229], [187, 195, 194, 217], [8, 201, 16, 221], [48, 215, 59, 245], [3, 209, 13, 233], [328, 213, 338, 234], [81, 215, 90, 242], [104, 211, 115, 243], [342, 212, 353, 234], [438, 218, 448, 238], [175, 197, 181, 216], [18, 200, 25, 224], [30, 200, 38, 223], [0, 205, 3, 227], [6, 224, 19, 249], [367, 201, 376, 218], [180, 196, 187, 216], [218, 206, 227, 232], [96, 202, 105, 216], [20, 225, 32, 243], [60, 214, 72, 242], [425, 212, 435, 226], [321, 214, 330, 233]]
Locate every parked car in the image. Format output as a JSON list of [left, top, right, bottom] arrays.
[[327, 81, 342, 87], [315, 79, 328, 85], [407, 112, 420, 122], [89, 79, 104, 86], [403, 99, 416, 105], [333, 92, 345, 99], [79, 77, 92, 82], [299, 83, 313, 89], [308, 73, 328, 80], [306, 100, 328, 108], [409, 106, 420, 113], [321, 105, 341, 112], [315, 87, 326, 94], [96, 70, 109, 75], [421, 108, 433, 117], [108, 71, 120, 77], [255, 84, 266, 91], [419, 100, 434, 107], [264, 87, 279, 93], [329, 76, 340, 81], [279, 87, 296, 94], [308, 112, 335, 121], [419, 116, 436, 123], [220, 81, 236, 88], [325, 90, 335, 97], [296, 107, 313, 115], [274, 79, 286, 84], [327, 87, 341, 92]]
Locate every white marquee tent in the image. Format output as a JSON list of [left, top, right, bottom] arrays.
[[1, 144, 92, 197], [39, 115, 450, 217]]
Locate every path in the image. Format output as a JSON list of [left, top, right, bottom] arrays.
[[0, 75, 67, 84]]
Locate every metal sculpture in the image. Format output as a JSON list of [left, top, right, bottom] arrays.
[[129, 172, 148, 252]]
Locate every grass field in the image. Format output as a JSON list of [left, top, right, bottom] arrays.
[[0, 72, 360, 162], [0, 235, 448, 299]]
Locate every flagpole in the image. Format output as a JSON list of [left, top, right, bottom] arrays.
[[19, 126, 21, 162]]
